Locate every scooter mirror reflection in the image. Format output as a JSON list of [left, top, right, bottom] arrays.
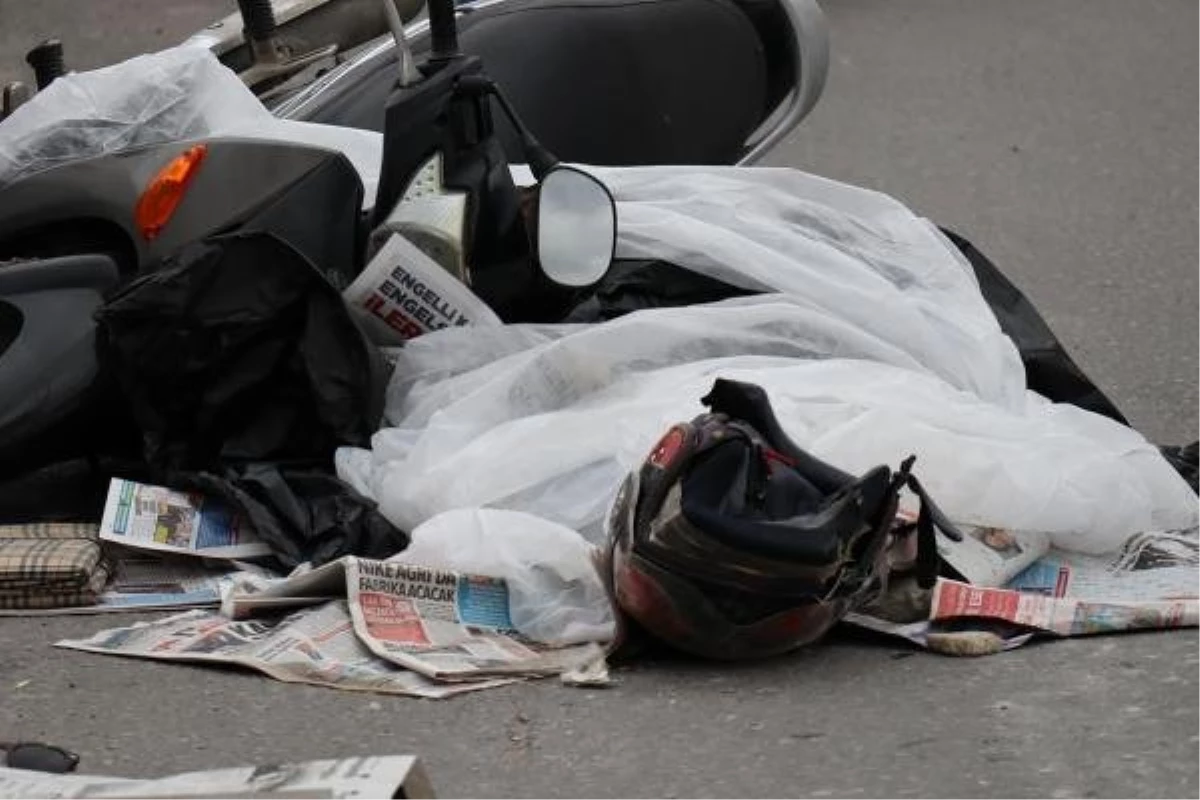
[[537, 167, 616, 288]]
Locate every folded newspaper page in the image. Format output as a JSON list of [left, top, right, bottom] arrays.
[[932, 527, 1197, 640], [1006, 528, 1198, 603], [347, 559, 604, 680], [343, 232, 502, 345], [935, 522, 1050, 588], [887, 507, 1050, 588], [0, 556, 259, 616], [0, 755, 434, 799], [99, 478, 271, 559], [227, 556, 606, 681], [931, 578, 1198, 638], [56, 601, 513, 699], [222, 557, 350, 617]]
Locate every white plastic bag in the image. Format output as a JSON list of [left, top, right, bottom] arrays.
[[389, 508, 615, 646], [0, 44, 263, 185], [591, 165, 1028, 410], [0, 45, 382, 199]]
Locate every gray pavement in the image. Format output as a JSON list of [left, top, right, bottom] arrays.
[[1, 1, 1197, 797]]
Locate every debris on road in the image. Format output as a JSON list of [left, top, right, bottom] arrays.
[[0, 523, 111, 610], [0, 754, 435, 798], [0, 44, 1195, 705]]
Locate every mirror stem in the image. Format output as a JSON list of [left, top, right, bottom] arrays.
[[458, 75, 560, 180], [426, 0, 461, 62]]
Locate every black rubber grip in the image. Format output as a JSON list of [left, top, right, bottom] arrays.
[[237, 0, 278, 41], [25, 39, 65, 90], [426, 0, 460, 58]]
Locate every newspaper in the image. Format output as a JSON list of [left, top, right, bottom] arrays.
[[1006, 528, 1198, 602], [99, 478, 271, 559], [0, 555, 256, 616], [227, 556, 606, 681], [0, 755, 434, 798], [56, 601, 513, 699], [343, 232, 501, 345], [847, 526, 1198, 651], [930, 578, 1198, 637], [935, 521, 1050, 587], [937, 528, 1199, 636]]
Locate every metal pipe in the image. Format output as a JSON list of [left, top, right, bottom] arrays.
[[2, 82, 33, 119]]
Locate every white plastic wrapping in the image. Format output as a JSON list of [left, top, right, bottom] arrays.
[[0, 45, 382, 199], [389, 508, 615, 646], [340, 167, 1197, 554]]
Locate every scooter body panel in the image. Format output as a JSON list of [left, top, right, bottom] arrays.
[[0, 138, 350, 275], [270, 0, 827, 167]]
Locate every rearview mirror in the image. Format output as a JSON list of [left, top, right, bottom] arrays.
[[537, 167, 616, 288]]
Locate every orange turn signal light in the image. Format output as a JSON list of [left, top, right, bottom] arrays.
[[135, 144, 207, 241]]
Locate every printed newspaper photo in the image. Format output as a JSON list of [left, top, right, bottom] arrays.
[[99, 478, 271, 560]]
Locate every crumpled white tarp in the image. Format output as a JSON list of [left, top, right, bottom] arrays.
[[0, 45, 382, 199], [340, 166, 1197, 554]]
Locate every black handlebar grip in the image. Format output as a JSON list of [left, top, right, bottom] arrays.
[[426, 0, 460, 60], [237, 0, 278, 42], [25, 39, 65, 90]]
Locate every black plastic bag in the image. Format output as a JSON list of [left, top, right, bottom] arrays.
[[94, 231, 406, 566], [563, 259, 755, 323], [938, 228, 1129, 426], [172, 465, 407, 568]]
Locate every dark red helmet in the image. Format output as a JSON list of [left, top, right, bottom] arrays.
[[604, 378, 956, 660]]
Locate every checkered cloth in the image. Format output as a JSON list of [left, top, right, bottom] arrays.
[[0, 523, 112, 610]]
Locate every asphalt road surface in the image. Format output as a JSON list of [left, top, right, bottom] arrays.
[[1, 1, 1197, 797]]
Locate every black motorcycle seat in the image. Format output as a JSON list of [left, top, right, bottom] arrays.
[[457, 0, 769, 165], [301, 0, 769, 166]]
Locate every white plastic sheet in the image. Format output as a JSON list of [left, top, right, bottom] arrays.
[[389, 508, 615, 646], [340, 167, 1197, 554], [0, 45, 382, 199]]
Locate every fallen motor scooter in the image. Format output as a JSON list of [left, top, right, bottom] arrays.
[[0, 0, 830, 279], [0, 0, 619, 487], [267, 0, 830, 168], [3, 0, 831, 168]]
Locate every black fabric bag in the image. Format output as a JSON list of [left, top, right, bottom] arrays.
[[89, 231, 406, 566]]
